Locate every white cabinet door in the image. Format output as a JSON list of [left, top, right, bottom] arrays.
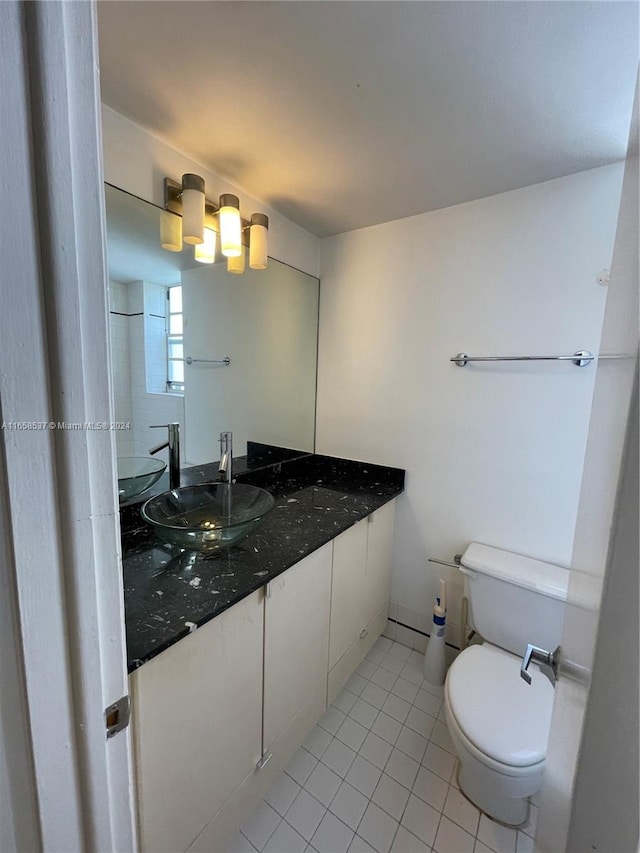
[[328, 519, 368, 670], [263, 543, 332, 753], [364, 500, 396, 627], [130, 591, 264, 853]]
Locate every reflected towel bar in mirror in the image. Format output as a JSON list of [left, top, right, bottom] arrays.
[[185, 356, 231, 366]]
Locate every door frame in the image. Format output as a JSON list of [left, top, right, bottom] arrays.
[[536, 74, 638, 852], [0, 2, 136, 849]]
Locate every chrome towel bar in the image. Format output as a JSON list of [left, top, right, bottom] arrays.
[[185, 356, 231, 366], [451, 350, 594, 368], [428, 556, 462, 569]]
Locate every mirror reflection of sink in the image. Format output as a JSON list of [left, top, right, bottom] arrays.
[[141, 483, 276, 552], [118, 456, 166, 502]]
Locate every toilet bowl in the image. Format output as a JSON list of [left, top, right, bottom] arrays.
[[444, 643, 554, 825], [443, 543, 568, 826]]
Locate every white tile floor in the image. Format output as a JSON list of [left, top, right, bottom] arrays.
[[227, 638, 538, 853]]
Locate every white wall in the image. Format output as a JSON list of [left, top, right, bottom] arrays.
[[101, 106, 320, 277], [316, 164, 624, 644]]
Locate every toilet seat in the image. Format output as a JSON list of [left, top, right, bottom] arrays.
[[446, 644, 554, 768], [445, 694, 544, 783]]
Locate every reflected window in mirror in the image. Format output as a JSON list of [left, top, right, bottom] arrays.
[[143, 281, 181, 397], [167, 285, 184, 393]]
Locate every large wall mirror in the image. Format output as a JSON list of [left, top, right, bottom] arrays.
[[105, 183, 319, 469]]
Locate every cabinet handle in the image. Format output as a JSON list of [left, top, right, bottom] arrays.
[[359, 629, 368, 640]]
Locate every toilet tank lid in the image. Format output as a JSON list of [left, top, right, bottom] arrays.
[[461, 543, 569, 602]]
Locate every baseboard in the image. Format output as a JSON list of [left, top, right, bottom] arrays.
[[383, 616, 460, 666]]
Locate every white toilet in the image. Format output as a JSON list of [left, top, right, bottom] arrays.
[[444, 542, 569, 826]]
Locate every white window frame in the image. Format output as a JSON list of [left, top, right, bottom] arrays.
[[166, 285, 184, 394]]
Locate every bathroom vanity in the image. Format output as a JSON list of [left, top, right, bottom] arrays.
[[120, 452, 404, 852]]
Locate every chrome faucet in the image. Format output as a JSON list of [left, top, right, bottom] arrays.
[[219, 431, 233, 483], [149, 423, 180, 490]]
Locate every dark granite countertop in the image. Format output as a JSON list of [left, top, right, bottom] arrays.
[[122, 452, 404, 673]]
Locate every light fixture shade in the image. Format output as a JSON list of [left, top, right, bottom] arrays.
[[227, 248, 245, 275], [182, 173, 205, 245], [160, 210, 182, 252], [249, 213, 269, 269], [195, 227, 217, 264], [219, 194, 242, 257]]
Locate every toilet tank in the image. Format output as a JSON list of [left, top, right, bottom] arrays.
[[460, 543, 569, 657]]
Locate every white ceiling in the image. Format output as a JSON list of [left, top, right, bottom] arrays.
[[97, 1, 638, 237]]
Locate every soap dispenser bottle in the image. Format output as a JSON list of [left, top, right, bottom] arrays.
[[424, 578, 447, 686]]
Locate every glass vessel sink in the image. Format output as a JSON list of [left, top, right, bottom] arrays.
[[118, 456, 166, 502], [141, 482, 276, 551]]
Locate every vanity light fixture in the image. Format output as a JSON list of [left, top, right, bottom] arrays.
[[219, 194, 242, 258], [227, 248, 245, 275], [160, 210, 182, 252], [195, 227, 217, 264], [180, 174, 205, 245], [249, 214, 269, 270], [163, 174, 269, 273]]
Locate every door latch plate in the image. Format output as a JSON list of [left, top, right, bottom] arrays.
[[105, 695, 131, 739]]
